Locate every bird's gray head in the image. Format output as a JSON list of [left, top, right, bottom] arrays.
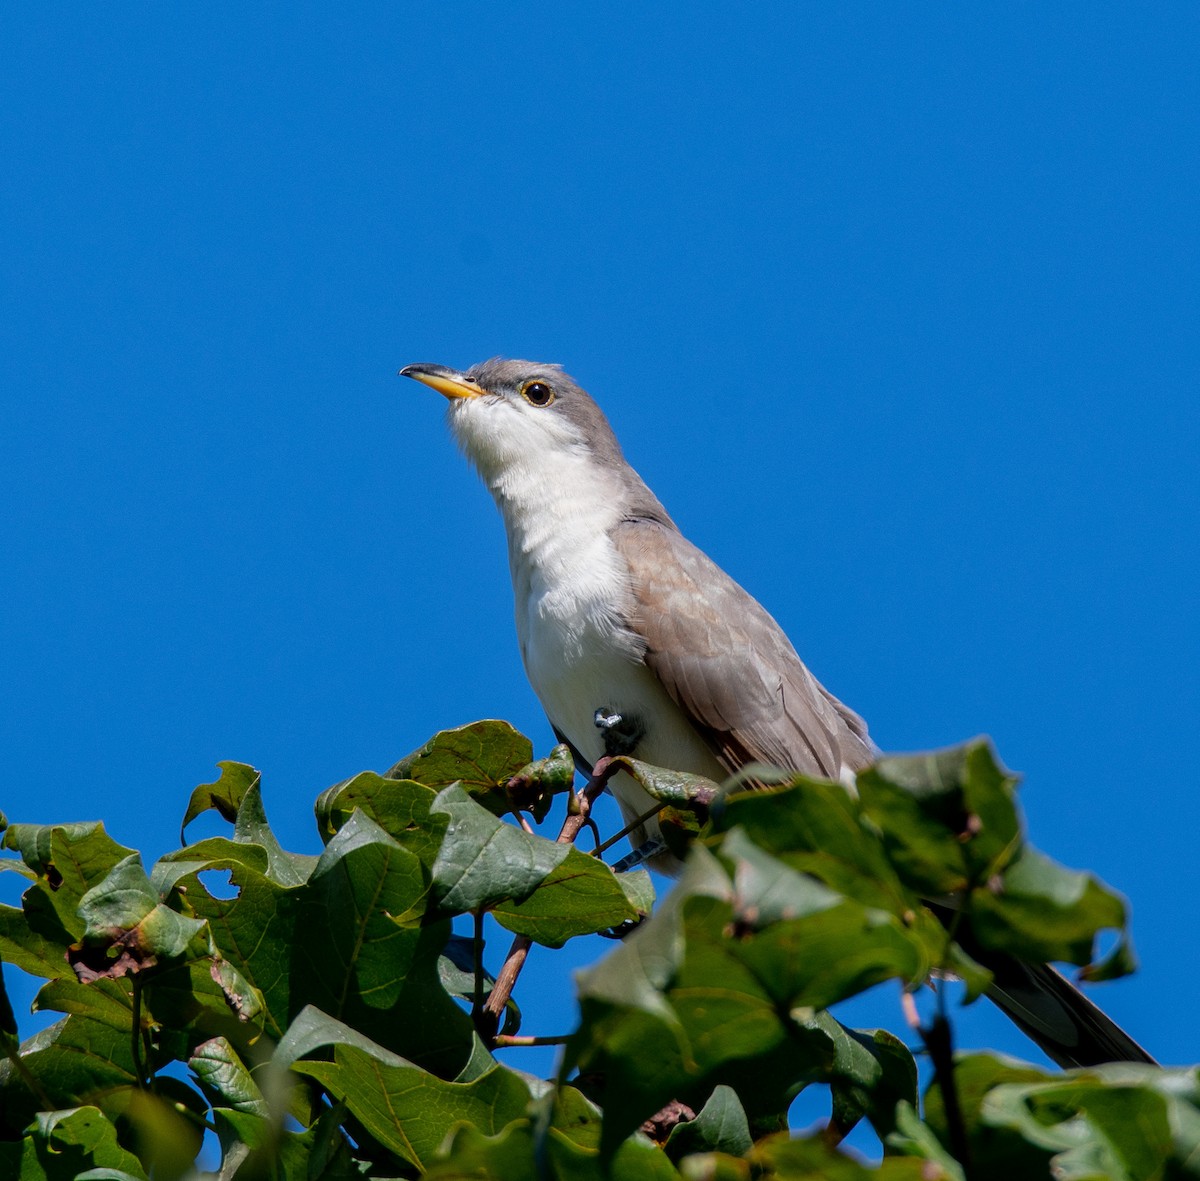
[[401, 357, 673, 531], [400, 358, 628, 478]]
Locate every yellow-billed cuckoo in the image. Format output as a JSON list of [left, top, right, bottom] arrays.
[[402, 357, 1152, 1069]]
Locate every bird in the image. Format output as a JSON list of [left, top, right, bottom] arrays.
[[401, 356, 1152, 1069]]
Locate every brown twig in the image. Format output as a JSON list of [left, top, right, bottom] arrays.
[[925, 1009, 972, 1177], [481, 768, 614, 1030], [901, 985, 973, 1178], [493, 1034, 571, 1048]]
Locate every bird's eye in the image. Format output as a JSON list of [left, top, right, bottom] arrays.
[[520, 381, 555, 407]]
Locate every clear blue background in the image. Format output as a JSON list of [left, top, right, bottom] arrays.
[[3, 2, 1197, 1121]]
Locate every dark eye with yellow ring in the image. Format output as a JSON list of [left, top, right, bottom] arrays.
[[521, 381, 555, 407]]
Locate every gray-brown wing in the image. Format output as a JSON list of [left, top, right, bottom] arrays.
[[613, 518, 874, 780]]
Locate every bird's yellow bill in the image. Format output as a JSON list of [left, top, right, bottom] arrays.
[[399, 365, 482, 400]]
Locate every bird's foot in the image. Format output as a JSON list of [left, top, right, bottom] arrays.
[[597, 916, 645, 940], [593, 707, 645, 757], [609, 836, 666, 873]]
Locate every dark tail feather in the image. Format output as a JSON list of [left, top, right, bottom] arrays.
[[979, 952, 1155, 1069]]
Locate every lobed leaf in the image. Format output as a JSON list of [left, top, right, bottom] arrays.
[[429, 783, 569, 914], [968, 845, 1133, 972], [979, 1063, 1200, 1181], [3, 823, 136, 946], [314, 769, 444, 863], [492, 847, 646, 947], [279, 1005, 531, 1172], [386, 719, 534, 796]]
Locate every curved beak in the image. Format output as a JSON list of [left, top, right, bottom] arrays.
[[399, 363, 482, 400]]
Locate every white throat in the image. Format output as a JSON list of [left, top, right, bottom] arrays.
[[486, 441, 633, 670], [447, 397, 635, 652]]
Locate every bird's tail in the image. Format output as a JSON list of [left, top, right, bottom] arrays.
[[978, 951, 1155, 1068]]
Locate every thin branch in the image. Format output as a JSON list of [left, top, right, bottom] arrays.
[[481, 770, 613, 1029], [901, 984, 972, 1178], [481, 934, 531, 1032], [925, 1011, 972, 1177], [472, 910, 486, 1022], [592, 801, 667, 857], [493, 1034, 571, 1048]]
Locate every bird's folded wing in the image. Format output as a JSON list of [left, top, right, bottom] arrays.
[[613, 518, 873, 781]]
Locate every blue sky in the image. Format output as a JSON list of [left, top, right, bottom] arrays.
[[3, 3, 1198, 1105]]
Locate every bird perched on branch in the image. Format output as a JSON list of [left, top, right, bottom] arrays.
[[402, 356, 1152, 1069]]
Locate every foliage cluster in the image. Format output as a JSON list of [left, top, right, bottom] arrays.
[[0, 720, 1195, 1179]]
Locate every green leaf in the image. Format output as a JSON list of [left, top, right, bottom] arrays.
[[979, 1063, 1200, 1181], [605, 757, 721, 808], [231, 780, 318, 889], [70, 855, 207, 980], [921, 1052, 1055, 1181], [3, 823, 137, 945], [25, 1106, 149, 1181], [0, 904, 73, 981], [386, 719, 534, 795], [432, 1113, 686, 1176], [718, 829, 929, 1006], [880, 1103, 966, 1178], [314, 770, 444, 864], [279, 1006, 531, 1172], [293, 812, 473, 1072], [143, 954, 266, 1049], [492, 847, 645, 947], [968, 845, 1133, 972], [429, 784, 570, 914], [751, 1127, 943, 1179], [115, 1089, 204, 1179], [151, 836, 270, 891], [32, 976, 132, 1030], [715, 779, 929, 933], [0, 1014, 138, 1132], [211, 1102, 356, 1180], [617, 866, 656, 916], [299, 1048, 533, 1171], [664, 1084, 752, 1159], [506, 743, 577, 822], [857, 740, 1021, 897], [180, 761, 260, 838], [802, 1016, 918, 1141], [189, 1036, 267, 1115], [425, 1120, 539, 1180], [181, 763, 316, 887], [152, 846, 298, 1041], [567, 841, 927, 1155]]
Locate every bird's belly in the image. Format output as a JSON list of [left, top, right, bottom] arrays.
[[523, 622, 726, 843]]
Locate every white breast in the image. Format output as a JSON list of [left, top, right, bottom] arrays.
[[479, 433, 725, 840]]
